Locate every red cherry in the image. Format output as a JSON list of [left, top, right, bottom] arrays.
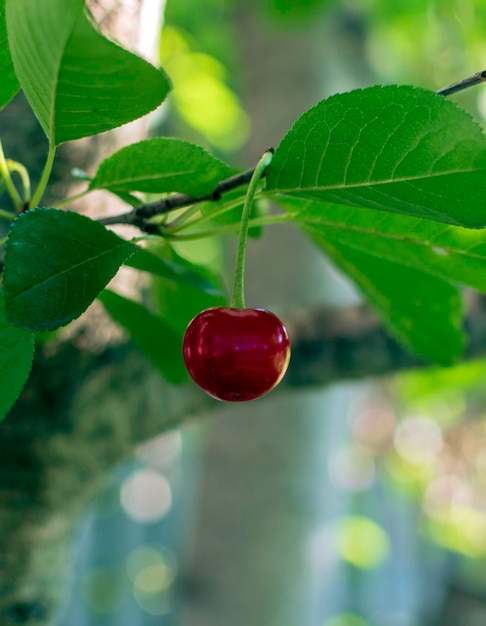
[[182, 307, 291, 402]]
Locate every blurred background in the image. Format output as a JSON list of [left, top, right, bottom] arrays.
[[57, 0, 486, 624]]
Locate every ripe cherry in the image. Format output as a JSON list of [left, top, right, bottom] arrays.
[[182, 307, 291, 402]]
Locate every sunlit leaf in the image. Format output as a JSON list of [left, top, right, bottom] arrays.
[[266, 86, 486, 228], [3, 209, 136, 331], [306, 223, 464, 364], [91, 138, 231, 196], [281, 197, 486, 292], [0, 291, 34, 421], [6, 0, 170, 144], [160, 27, 250, 151]]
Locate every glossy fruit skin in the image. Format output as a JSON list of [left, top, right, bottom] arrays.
[[182, 307, 291, 402]]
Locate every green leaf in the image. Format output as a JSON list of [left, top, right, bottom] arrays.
[[6, 0, 171, 144], [126, 246, 225, 296], [3, 208, 136, 331], [90, 138, 231, 196], [98, 289, 187, 384], [266, 86, 486, 228], [281, 197, 486, 293], [152, 244, 227, 335], [305, 224, 464, 365], [0, 0, 19, 109], [0, 290, 34, 421]]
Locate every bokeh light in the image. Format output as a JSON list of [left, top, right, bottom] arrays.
[[329, 446, 375, 492], [334, 516, 390, 569], [324, 611, 370, 626], [136, 430, 183, 470], [394, 416, 443, 467], [352, 408, 395, 455], [120, 468, 172, 523]]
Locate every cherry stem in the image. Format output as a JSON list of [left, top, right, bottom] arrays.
[[230, 150, 274, 309]]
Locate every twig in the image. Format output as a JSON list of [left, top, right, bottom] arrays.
[[436, 69, 486, 97], [98, 168, 256, 230]]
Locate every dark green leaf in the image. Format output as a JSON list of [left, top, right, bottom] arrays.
[[98, 289, 187, 384], [90, 138, 231, 196], [306, 224, 464, 365], [3, 208, 136, 331], [266, 86, 486, 228], [0, 290, 34, 421], [126, 246, 225, 296], [153, 244, 227, 335], [0, 0, 19, 109], [6, 0, 171, 144]]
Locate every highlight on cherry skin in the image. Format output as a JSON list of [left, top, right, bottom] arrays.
[[182, 307, 291, 402]]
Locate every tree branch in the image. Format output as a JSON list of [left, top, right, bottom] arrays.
[[285, 294, 486, 387], [436, 69, 486, 97], [97, 168, 257, 231]]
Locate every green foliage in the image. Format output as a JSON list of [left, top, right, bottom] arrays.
[[90, 138, 231, 196], [286, 199, 486, 292], [0, 291, 33, 421], [126, 246, 224, 296], [277, 196, 486, 361], [152, 244, 227, 335], [98, 290, 187, 384], [307, 224, 464, 364], [0, 0, 18, 110], [5, 0, 170, 144], [267, 86, 486, 228], [3, 209, 136, 331]]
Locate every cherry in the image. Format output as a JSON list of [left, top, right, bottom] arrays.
[[182, 307, 291, 402]]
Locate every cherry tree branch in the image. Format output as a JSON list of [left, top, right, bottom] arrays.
[[436, 69, 486, 97], [97, 168, 256, 231]]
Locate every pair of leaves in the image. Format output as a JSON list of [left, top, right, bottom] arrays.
[[5, 0, 170, 144], [264, 86, 486, 364], [3, 209, 224, 331], [1, 209, 225, 401]]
